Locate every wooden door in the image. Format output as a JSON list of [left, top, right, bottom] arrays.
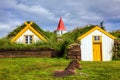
[[93, 43, 102, 61]]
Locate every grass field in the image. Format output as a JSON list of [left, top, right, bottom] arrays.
[[0, 58, 120, 80]]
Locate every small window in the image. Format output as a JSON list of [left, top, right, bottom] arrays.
[[25, 35, 33, 44], [94, 36, 100, 41], [93, 35, 102, 42]]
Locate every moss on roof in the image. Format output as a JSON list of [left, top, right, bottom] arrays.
[[62, 25, 97, 42], [7, 21, 43, 38], [7, 24, 25, 38], [7, 21, 56, 41]]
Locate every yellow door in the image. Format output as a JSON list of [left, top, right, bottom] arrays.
[[93, 43, 102, 61]]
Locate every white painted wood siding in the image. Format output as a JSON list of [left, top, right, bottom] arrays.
[[80, 35, 93, 61], [16, 29, 42, 44], [57, 30, 67, 35], [80, 30, 114, 61], [102, 34, 114, 61]]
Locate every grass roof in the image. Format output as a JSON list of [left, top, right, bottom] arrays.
[[62, 25, 97, 43], [7, 21, 56, 41]]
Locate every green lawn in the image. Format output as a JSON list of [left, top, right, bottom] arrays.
[[0, 58, 120, 80]]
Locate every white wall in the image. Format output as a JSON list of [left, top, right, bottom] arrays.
[[80, 30, 114, 61], [16, 29, 42, 44], [81, 35, 93, 61], [102, 34, 114, 61], [56, 30, 67, 35]]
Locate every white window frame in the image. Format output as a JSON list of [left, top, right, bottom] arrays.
[[24, 35, 33, 44]]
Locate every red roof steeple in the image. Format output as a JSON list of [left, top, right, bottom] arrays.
[[57, 17, 66, 30]]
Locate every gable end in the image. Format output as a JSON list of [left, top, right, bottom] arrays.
[[11, 21, 47, 42], [78, 26, 116, 40]]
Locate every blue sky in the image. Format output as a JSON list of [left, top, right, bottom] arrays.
[[0, 0, 120, 38]]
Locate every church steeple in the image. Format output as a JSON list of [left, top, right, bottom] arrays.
[[57, 17, 66, 31], [56, 17, 67, 35]]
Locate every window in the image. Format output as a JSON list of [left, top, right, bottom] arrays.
[[94, 36, 100, 41], [93, 35, 101, 42], [25, 35, 33, 44]]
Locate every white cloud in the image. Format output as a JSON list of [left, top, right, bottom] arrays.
[[0, 20, 22, 38], [0, 23, 11, 30], [0, 0, 120, 38], [16, 4, 54, 17], [0, 0, 56, 20]]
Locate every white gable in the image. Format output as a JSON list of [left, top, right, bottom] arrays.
[[80, 29, 114, 61], [16, 29, 42, 43]]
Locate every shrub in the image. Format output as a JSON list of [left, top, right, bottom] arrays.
[[113, 44, 120, 60], [110, 30, 120, 39]]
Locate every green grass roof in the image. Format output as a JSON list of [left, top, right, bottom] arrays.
[[7, 21, 56, 41]]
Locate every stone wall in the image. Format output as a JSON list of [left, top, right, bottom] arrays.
[[114, 39, 120, 58], [0, 49, 59, 58], [66, 43, 81, 60]]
